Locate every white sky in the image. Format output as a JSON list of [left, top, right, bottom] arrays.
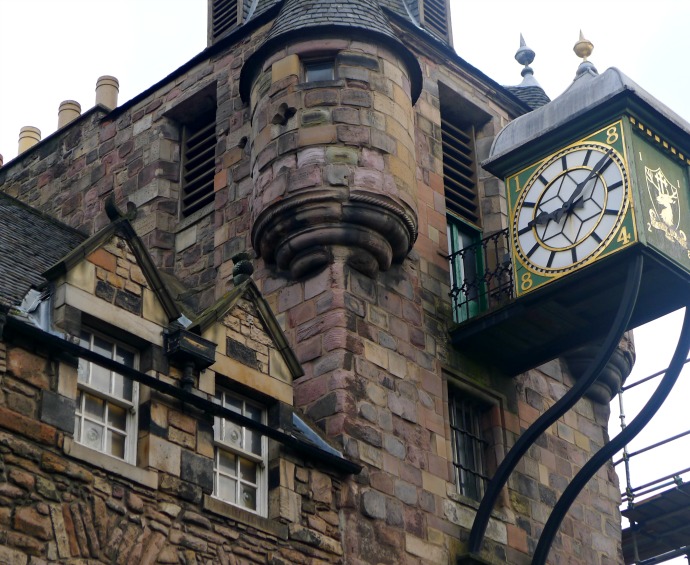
[[1, 0, 689, 558]]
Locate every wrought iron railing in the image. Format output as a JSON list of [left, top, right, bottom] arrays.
[[448, 228, 513, 323]]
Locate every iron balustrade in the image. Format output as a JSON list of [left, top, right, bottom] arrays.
[[448, 228, 513, 322]]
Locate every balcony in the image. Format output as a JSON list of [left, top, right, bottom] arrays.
[[448, 228, 513, 323]]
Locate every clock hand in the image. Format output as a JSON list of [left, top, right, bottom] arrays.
[[526, 149, 613, 230], [561, 148, 613, 212]]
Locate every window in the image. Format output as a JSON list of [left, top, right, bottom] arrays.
[[442, 108, 484, 321], [213, 389, 267, 515], [305, 60, 335, 82], [211, 0, 240, 41], [181, 109, 216, 217], [421, 0, 450, 40], [449, 387, 489, 501], [75, 331, 138, 463]]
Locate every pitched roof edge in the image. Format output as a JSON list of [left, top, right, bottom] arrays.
[[42, 217, 182, 323], [383, 8, 532, 117], [190, 278, 304, 379]]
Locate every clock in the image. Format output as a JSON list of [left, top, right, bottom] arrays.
[[509, 121, 636, 295]]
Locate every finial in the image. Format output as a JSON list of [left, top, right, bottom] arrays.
[[573, 30, 594, 61], [515, 34, 535, 66], [573, 30, 597, 78]]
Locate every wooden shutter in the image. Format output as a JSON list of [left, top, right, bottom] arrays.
[[441, 119, 479, 226]]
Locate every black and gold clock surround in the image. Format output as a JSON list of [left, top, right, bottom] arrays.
[[508, 121, 637, 296]]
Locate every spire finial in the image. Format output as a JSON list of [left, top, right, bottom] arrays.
[[515, 34, 536, 79], [574, 30, 594, 61], [573, 30, 597, 77]]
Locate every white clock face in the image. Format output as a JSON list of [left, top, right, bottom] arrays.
[[513, 142, 630, 275]]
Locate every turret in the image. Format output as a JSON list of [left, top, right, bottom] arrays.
[[240, 0, 422, 277]]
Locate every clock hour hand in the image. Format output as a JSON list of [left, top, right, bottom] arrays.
[[527, 206, 566, 227], [526, 148, 613, 230]]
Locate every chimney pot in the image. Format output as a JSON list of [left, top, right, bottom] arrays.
[[18, 126, 41, 154], [95, 75, 119, 110], [58, 100, 82, 128], [0, 154, 4, 167]]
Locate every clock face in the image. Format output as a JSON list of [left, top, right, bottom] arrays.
[[512, 141, 631, 278]]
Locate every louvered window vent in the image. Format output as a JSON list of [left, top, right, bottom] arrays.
[[441, 119, 479, 226], [422, 0, 449, 40], [181, 112, 216, 217], [212, 0, 239, 41]]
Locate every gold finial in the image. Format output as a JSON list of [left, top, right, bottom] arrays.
[[574, 30, 594, 61]]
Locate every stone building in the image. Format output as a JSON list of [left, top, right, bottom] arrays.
[[0, 1, 638, 564]]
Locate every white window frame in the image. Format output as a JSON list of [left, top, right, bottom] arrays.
[[75, 330, 139, 465], [213, 389, 268, 516]]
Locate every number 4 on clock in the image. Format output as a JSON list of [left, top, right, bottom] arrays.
[[617, 226, 632, 245]]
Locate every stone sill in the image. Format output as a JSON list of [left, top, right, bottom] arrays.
[[176, 202, 214, 232], [203, 494, 288, 540], [64, 438, 158, 489]]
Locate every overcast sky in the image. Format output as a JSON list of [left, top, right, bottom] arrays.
[[1, 0, 688, 549]]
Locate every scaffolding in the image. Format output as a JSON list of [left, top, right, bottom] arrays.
[[617, 361, 690, 564]]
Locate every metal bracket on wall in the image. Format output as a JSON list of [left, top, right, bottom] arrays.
[[468, 255, 644, 556]]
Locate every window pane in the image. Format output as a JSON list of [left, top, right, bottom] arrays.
[[83, 394, 105, 421], [224, 395, 242, 414], [79, 331, 91, 349], [116, 347, 135, 368], [90, 364, 111, 393], [112, 374, 133, 402], [217, 450, 237, 475], [77, 359, 89, 383], [222, 422, 243, 448], [217, 476, 237, 503], [245, 403, 262, 422], [107, 430, 126, 459], [240, 484, 257, 511], [239, 458, 257, 484], [107, 403, 127, 431], [83, 421, 104, 451], [246, 429, 261, 455], [93, 335, 113, 358], [305, 61, 334, 82]]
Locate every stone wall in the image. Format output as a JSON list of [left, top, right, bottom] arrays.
[[0, 14, 624, 565], [0, 340, 346, 564]]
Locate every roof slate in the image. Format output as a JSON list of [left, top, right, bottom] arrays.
[[265, 0, 397, 42], [505, 85, 551, 110], [0, 193, 85, 310]]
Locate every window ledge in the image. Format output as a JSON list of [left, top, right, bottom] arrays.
[[446, 490, 511, 522], [203, 495, 288, 540], [64, 438, 158, 489], [176, 202, 214, 232]]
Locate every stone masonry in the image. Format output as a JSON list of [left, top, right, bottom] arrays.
[[0, 3, 626, 564]]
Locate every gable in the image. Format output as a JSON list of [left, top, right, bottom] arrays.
[[194, 280, 303, 404]]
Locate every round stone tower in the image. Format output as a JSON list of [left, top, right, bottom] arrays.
[[240, 0, 422, 277]]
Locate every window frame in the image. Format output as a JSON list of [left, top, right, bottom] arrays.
[[447, 383, 492, 502], [303, 59, 336, 83], [74, 329, 139, 465], [212, 388, 268, 516]]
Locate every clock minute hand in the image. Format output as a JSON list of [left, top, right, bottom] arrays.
[[562, 148, 613, 212]]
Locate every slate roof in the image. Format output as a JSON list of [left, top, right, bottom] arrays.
[[246, 0, 425, 38], [0, 192, 85, 310], [265, 0, 397, 42], [505, 85, 550, 110]]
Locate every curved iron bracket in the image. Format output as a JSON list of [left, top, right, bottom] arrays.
[[468, 255, 644, 554], [532, 303, 690, 564]]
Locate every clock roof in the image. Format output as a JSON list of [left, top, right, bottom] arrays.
[[486, 65, 690, 174]]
